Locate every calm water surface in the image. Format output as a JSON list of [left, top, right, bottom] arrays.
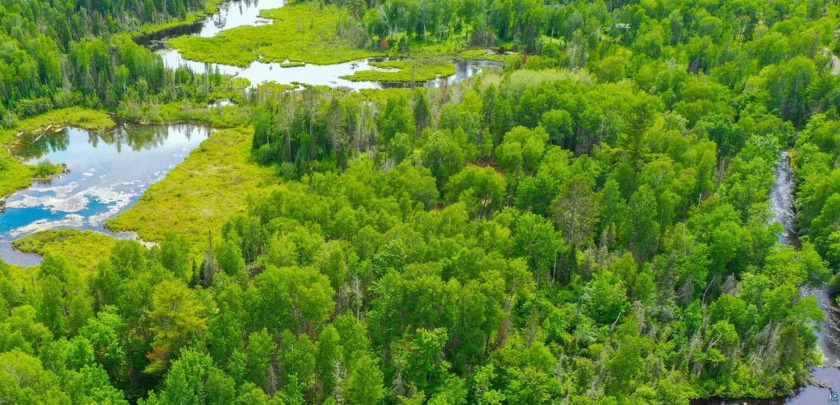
[[0, 124, 209, 266]]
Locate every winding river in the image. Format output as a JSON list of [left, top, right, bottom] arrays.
[[695, 152, 840, 404], [135, 0, 498, 89], [10, 3, 839, 403]]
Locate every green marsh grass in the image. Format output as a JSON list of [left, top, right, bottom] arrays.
[[107, 127, 277, 258], [169, 4, 381, 66], [341, 59, 456, 82], [13, 229, 117, 274]]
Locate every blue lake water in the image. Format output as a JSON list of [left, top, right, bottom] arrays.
[[0, 124, 209, 266]]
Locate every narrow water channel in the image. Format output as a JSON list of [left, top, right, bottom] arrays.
[[0, 124, 209, 266], [694, 152, 840, 404], [134, 0, 499, 89]]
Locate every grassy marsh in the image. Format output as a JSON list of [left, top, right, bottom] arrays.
[[458, 48, 511, 62], [106, 127, 277, 257], [168, 4, 381, 66], [13, 229, 117, 274], [341, 59, 456, 82]]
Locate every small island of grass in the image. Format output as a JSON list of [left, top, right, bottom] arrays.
[[13, 229, 117, 274], [340, 59, 456, 82]]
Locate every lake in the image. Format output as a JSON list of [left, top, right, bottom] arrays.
[[0, 124, 209, 266]]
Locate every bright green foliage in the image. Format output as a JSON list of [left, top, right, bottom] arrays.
[[552, 175, 599, 248], [445, 165, 507, 219], [398, 327, 451, 392], [423, 130, 467, 188], [496, 126, 549, 176], [0, 1, 213, 126], [0, 350, 71, 404], [143, 349, 235, 405], [377, 96, 415, 145], [244, 329, 275, 390], [621, 185, 660, 262], [146, 280, 208, 374], [247, 266, 335, 335], [158, 233, 192, 283], [78, 307, 127, 383], [343, 352, 386, 405], [314, 326, 342, 400], [216, 240, 245, 277]]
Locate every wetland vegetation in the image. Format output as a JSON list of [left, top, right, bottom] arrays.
[[340, 59, 457, 82], [168, 4, 382, 66], [106, 126, 277, 256], [3, 0, 840, 404]]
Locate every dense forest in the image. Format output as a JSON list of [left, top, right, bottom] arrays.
[[2, 0, 840, 404], [0, 0, 224, 125]]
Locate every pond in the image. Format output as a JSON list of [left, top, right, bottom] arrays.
[[136, 0, 499, 89], [0, 124, 209, 266]]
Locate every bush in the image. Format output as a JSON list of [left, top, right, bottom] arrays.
[[278, 162, 297, 180], [34, 161, 62, 178], [13, 97, 53, 118], [1, 111, 18, 129]]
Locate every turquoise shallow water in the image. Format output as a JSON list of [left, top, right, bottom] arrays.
[[0, 124, 209, 266]]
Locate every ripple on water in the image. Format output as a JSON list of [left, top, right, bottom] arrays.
[[9, 215, 86, 238]]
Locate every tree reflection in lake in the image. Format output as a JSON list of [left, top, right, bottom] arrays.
[[12, 124, 201, 161], [1, 124, 209, 267]]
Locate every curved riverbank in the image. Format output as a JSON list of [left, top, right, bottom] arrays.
[[0, 108, 115, 200]]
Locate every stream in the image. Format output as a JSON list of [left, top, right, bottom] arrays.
[[0, 124, 209, 266], [694, 152, 840, 404], [134, 0, 499, 89]]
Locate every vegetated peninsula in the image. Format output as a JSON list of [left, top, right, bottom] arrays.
[[0, 0, 839, 404]]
